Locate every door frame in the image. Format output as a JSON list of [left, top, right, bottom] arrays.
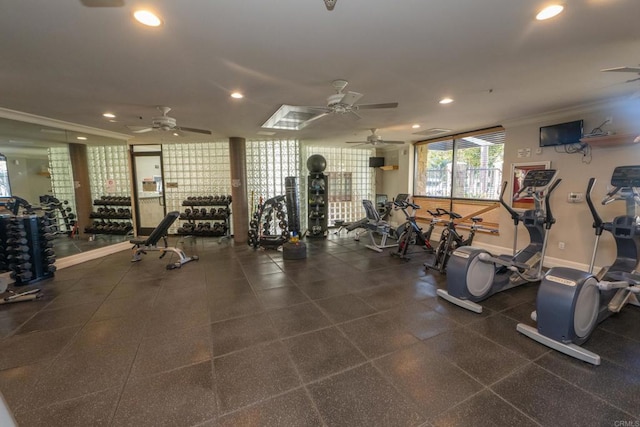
[[130, 146, 166, 235]]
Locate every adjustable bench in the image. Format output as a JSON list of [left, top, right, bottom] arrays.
[[354, 200, 398, 252], [130, 211, 199, 270]]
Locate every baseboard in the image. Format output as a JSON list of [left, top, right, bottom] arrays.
[[55, 242, 131, 270], [470, 241, 593, 272]]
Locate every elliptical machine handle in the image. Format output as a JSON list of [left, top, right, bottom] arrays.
[[585, 177, 604, 236], [543, 178, 562, 230], [499, 181, 520, 226]]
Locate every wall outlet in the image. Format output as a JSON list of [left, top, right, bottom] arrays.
[[567, 192, 583, 203], [558, 242, 565, 250]]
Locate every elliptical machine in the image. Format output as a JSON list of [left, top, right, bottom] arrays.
[[517, 166, 640, 365], [437, 169, 561, 313]]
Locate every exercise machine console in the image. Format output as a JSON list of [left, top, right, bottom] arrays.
[[437, 168, 561, 313]]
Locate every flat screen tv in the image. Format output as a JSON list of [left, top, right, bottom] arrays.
[[369, 157, 385, 168], [539, 120, 583, 147]]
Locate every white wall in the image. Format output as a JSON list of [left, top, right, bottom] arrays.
[[5, 155, 51, 203], [472, 97, 640, 269], [377, 146, 412, 226]]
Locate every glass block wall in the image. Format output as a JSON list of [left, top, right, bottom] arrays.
[[48, 146, 76, 233], [87, 145, 131, 200], [48, 146, 76, 208], [162, 142, 231, 233], [302, 145, 375, 225], [246, 139, 301, 218]]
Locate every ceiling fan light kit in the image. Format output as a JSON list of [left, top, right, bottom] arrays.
[[324, 0, 337, 11]]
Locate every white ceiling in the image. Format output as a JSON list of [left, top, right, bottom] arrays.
[[1, 0, 639, 146]]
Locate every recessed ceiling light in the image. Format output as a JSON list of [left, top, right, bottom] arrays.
[[231, 92, 244, 99], [103, 113, 116, 118], [536, 5, 564, 20], [133, 10, 163, 27], [173, 132, 179, 136], [412, 124, 421, 129], [76, 136, 87, 140], [439, 97, 454, 104]]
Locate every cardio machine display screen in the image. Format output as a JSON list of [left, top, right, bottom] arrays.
[[394, 193, 410, 203], [521, 169, 557, 188], [611, 165, 640, 188]]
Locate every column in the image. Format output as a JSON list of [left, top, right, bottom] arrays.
[[68, 143, 92, 237], [229, 137, 248, 244]]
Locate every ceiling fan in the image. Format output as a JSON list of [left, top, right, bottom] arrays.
[[302, 80, 399, 124], [126, 106, 212, 136], [601, 65, 640, 83], [346, 129, 404, 146]]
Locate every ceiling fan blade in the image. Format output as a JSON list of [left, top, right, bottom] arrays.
[[626, 77, 640, 83], [380, 140, 404, 145], [601, 67, 640, 73], [340, 91, 364, 106], [303, 112, 330, 125], [345, 141, 366, 144], [79, 0, 124, 6], [126, 125, 154, 133], [355, 102, 399, 110], [178, 126, 212, 135]]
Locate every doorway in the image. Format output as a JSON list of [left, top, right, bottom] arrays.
[[131, 145, 165, 235]]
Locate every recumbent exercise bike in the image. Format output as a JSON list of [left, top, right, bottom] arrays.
[[437, 168, 561, 313]]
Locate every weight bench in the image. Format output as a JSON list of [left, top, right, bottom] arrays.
[[354, 200, 398, 252], [130, 211, 199, 270]]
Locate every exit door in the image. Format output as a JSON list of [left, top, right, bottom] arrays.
[[131, 145, 165, 235]]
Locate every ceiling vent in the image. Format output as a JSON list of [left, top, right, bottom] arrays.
[[412, 127, 452, 137], [262, 105, 325, 131]]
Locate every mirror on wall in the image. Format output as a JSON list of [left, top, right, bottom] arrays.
[[0, 116, 131, 259]]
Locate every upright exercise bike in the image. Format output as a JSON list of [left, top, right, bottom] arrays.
[[391, 198, 441, 260], [437, 169, 561, 313], [517, 166, 640, 365]]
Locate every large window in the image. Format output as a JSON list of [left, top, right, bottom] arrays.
[[414, 128, 504, 200]]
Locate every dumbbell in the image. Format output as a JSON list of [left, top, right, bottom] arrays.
[[11, 271, 33, 282], [7, 238, 28, 245], [7, 253, 31, 262]]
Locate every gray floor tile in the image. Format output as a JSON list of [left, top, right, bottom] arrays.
[[217, 388, 323, 427], [284, 327, 366, 382], [143, 305, 210, 337], [375, 342, 483, 419], [112, 361, 217, 427], [492, 363, 634, 426], [211, 312, 278, 356], [582, 328, 640, 374], [29, 345, 137, 406], [61, 316, 145, 357], [248, 272, 295, 290], [214, 342, 301, 413], [315, 294, 377, 323], [0, 362, 49, 413], [15, 302, 99, 335], [469, 313, 550, 360], [432, 389, 539, 427], [209, 292, 263, 322], [537, 351, 640, 418], [295, 278, 352, 300], [255, 286, 309, 310], [0, 326, 80, 370], [44, 283, 115, 311], [268, 302, 332, 338], [339, 310, 419, 358], [130, 325, 212, 379], [15, 387, 120, 427], [308, 364, 424, 427], [390, 302, 459, 340], [424, 328, 528, 385], [599, 305, 640, 342]]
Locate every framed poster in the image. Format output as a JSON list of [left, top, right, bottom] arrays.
[[510, 161, 551, 210]]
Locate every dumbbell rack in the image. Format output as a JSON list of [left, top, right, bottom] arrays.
[[39, 195, 76, 236], [177, 195, 232, 237], [85, 196, 133, 236], [1, 214, 56, 285], [307, 172, 329, 238]]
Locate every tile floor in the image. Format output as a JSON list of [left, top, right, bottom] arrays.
[[0, 234, 639, 426]]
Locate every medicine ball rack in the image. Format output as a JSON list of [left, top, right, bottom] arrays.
[[85, 196, 133, 236], [177, 195, 232, 237]]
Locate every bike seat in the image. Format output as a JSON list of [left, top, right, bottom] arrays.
[[471, 217, 483, 222]]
